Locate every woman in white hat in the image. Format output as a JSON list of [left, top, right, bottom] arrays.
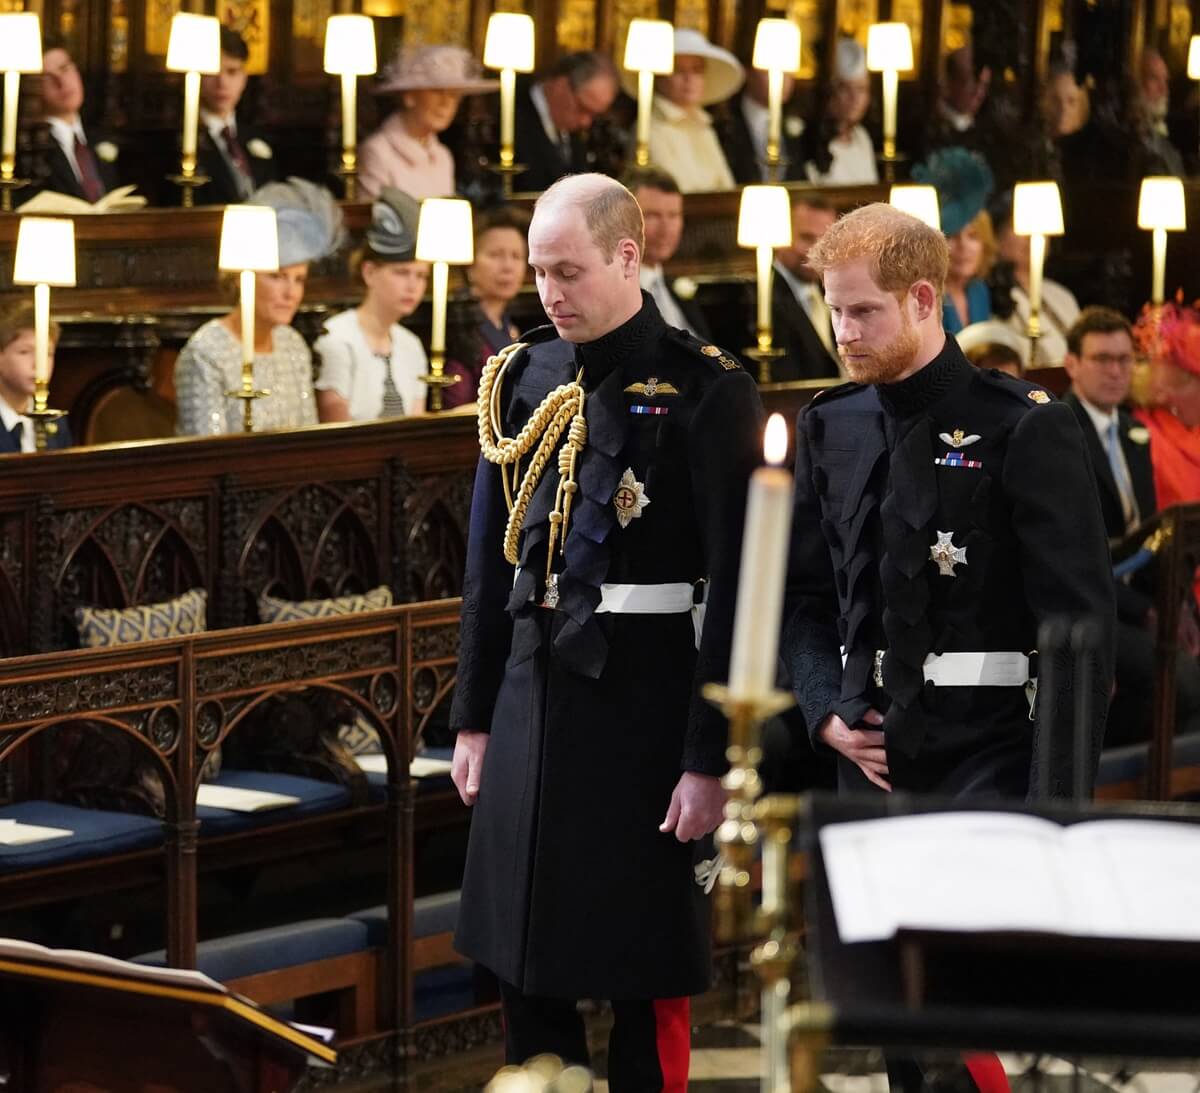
[[624, 28, 744, 193], [359, 45, 497, 201], [806, 39, 879, 185]]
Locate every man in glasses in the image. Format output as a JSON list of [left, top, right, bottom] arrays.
[[515, 51, 619, 192]]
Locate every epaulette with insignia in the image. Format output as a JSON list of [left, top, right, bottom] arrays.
[[808, 380, 863, 405], [974, 367, 1057, 409], [666, 327, 743, 372], [516, 323, 560, 345]]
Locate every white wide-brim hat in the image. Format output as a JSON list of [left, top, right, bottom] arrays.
[[620, 27, 745, 107], [957, 320, 1031, 366]]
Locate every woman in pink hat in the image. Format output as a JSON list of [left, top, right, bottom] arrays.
[[359, 45, 497, 201]]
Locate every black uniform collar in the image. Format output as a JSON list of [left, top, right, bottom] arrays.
[[574, 292, 665, 387], [875, 334, 971, 418]]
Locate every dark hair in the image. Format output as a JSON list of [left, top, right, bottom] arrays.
[[793, 192, 834, 213], [41, 35, 70, 57], [0, 303, 59, 349], [965, 342, 1022, 372], [1066, 306, 1134, 357], [621, 167, 681, 196], [474, 204, 531, 245], [220, 26, 249, 62], [550, 51, 618, 91]]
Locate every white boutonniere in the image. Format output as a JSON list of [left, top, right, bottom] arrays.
[[1128, 426, 1151, 445], [672, 276, 698, 301], [784, 115, 805, 139], [246, 138, 273, 160], [95, 141, 118, 163]]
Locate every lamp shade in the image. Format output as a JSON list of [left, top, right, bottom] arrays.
[[889, 184, 940, 230], [323, 15, 377, 76], [1190, 35, 1200, 80], [416, 198, 474, 264], [13, 217, 75, 286], [752, 18, 802, 73], [484, 12, 536, 73], [866, 22, 914, 72], [737, 185, 792, 249], [623, 19, 674, 75], [0, 13, 43, 73], [166, 12, 221, 75], [218, 205, 280, 272], [1012, 181, 1064, 236], [1139, 176, 1187, 231]]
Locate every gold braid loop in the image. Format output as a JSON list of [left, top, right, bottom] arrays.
[[477, 342, 589, 574]]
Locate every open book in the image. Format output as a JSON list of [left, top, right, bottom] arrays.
[[0, 937, 221, 991], [820, 811, 1200, 944], [17, 184, 147, 215]]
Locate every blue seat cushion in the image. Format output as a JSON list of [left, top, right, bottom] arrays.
[[350, 890, 460, 948], [0, 800, 162, 872], [134, 918, 369, 982], [1097, 732, 1200, 787], [366, 747, 454, 801], [197, 770, 352, 836], [414, 965, 476, 1023]]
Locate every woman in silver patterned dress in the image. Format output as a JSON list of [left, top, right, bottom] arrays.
[[314, 187, 431, 421], [174, 178, 345, 436]]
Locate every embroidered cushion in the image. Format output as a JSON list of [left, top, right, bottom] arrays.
[[256, 585, 393, 623], [75, 589, 207, 649]]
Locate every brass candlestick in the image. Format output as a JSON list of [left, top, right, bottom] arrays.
[[0, 174, 29, 212], [226, 380, 270, 434], [27, 379, 66, 451], [420, 350, 461, 413], [168, 168, 210, 209]]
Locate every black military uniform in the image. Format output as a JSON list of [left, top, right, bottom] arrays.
[[450, 294, 762, 1083], [782, 337, 1115, 798]]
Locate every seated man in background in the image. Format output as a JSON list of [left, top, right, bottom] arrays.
[[192, 27, 279, 205], [771, 193, 841, 379], [1063, 306, 1200, 745], [720, 66, 805, 184], [625, 166, 711, 340], [36, 39, 120, 203], [0, 303, 72, 453]]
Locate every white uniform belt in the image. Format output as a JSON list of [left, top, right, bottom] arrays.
[[595, 582, 695, 614], [840, 648, 1033, 686]]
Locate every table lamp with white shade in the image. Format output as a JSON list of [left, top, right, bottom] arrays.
[[866, 22, 913, 175], [218, 204, 279, 433], [1138, 176, 1186, 308], [416, 198, 473, 411], [738, 184, 792, 383], [0, 13, 42, 211], [13, 216, 75, 448], [623, 19, 674, 168], [484, 12, 535, 196], [889, 184, 940, 230], [166, 12, 221, 207], [324, 14, 377, 202], [752, 18, 801, 182], [1012, 181, 1064, 365]]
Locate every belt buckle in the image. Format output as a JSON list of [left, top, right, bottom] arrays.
[[873, 649, 885, 688], [541, 573, 560, 609]]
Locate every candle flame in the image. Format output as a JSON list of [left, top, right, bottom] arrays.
[[764, 413, 787, 465]]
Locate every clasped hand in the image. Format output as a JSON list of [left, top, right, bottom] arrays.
[[818, 709, 891, 791]]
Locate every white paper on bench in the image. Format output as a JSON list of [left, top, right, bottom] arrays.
[[0, 821, 74, 845], [195, 785, 301, 812], [353, 754, 453, 777], [819, 811, 1200, 945]]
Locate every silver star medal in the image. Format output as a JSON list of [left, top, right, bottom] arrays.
[[613, 468, 650, 528], [930, 530, 968, 577]]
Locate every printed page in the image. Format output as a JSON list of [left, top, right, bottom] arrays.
[[0, 937, 222, 991], [196, 784, 301, 812], [0, 821, 73, 846], [1064, 819, 1200, 941], [820, 811, 1069, 943]]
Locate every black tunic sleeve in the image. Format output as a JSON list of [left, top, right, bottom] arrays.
[[683, 370, 764, 775], [1003, 402, 1117, 798]]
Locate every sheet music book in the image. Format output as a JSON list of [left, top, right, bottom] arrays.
[[820, 812, 1200, 944], [16, 184, 147, 214], [195, 785, 301, 812], [0, 937, 221, 991], [0, 820, 73, 846]]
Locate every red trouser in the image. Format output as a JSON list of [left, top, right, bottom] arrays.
[[499, 980, 690, 1093]]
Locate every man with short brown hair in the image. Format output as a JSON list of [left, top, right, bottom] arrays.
[[451, 173, 761, 1088], [783, 201, 1114, 803], [773, 195, 840, 379]]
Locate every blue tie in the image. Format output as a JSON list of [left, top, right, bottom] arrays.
[[1106, 419, 1137, 529]]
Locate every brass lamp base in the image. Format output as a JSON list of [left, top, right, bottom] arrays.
[[226, 386, 270, 434], [486, 160, 528, 199], [168, 171, 211, 209], [744, 345, 787, 385], [335, 164, 359, 202], [420, 371, 462, 414], [26, 405, 67, 451], [0, 175, 30, 213], [878, 151, 908, 184]]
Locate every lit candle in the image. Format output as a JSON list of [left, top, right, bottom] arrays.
[[181, 69, 200, 168], [341, 71, 356, 164], [33, 281, 49, 387], [728, 414, 793, 700], [239, 269, 256, 382], [2, 70, 18, 177]]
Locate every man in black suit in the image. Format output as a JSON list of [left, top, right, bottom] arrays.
[[0, 305, 72, 454], [625, 166, 711, 339], [1063, 306, 1200, 745], [719, 69, 806, 184], [513, 52, 618, 193], [190, 27, 278, 206], [35, 40, 121, 203], [771, 194, 841, 380]]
